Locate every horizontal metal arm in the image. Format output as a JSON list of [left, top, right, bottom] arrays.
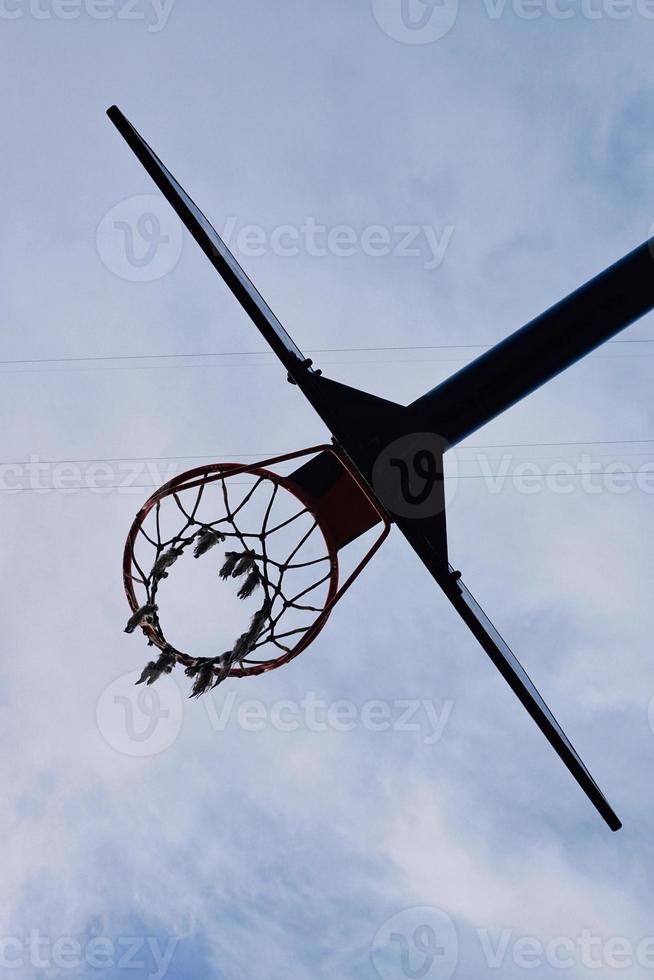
[[410, 240, 654, 446]]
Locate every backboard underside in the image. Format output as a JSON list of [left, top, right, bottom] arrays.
[[440, 569, 621, 831], [106, 106, 307, 376]]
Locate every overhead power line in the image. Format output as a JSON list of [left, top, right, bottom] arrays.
[[1, 337, 654, 370], [0, 438, 654, 472], [3, 467, 654, 495], [0, 436, 653, 469]]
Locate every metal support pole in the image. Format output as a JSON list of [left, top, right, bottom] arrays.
[[410, 240, 654, 446]]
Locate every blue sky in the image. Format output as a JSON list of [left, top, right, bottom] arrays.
[[3, 1, 654, 977]]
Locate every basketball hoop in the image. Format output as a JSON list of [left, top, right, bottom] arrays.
[[123, 445, 390, 696], [110, 101, 633, 827]]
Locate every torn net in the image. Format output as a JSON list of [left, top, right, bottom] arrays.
[[124, 470, 336, 697]]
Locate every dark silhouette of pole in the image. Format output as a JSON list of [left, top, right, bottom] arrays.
[[410, 240, 654, 446]]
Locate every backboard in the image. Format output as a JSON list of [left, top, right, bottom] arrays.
[[441, 568, 621, 831], [106, 106, 307, 377]]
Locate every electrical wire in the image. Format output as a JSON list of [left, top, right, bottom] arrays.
[[0, 437, 653, 470], [3, 468, 654, 495], [1, 336, 654, 370]]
